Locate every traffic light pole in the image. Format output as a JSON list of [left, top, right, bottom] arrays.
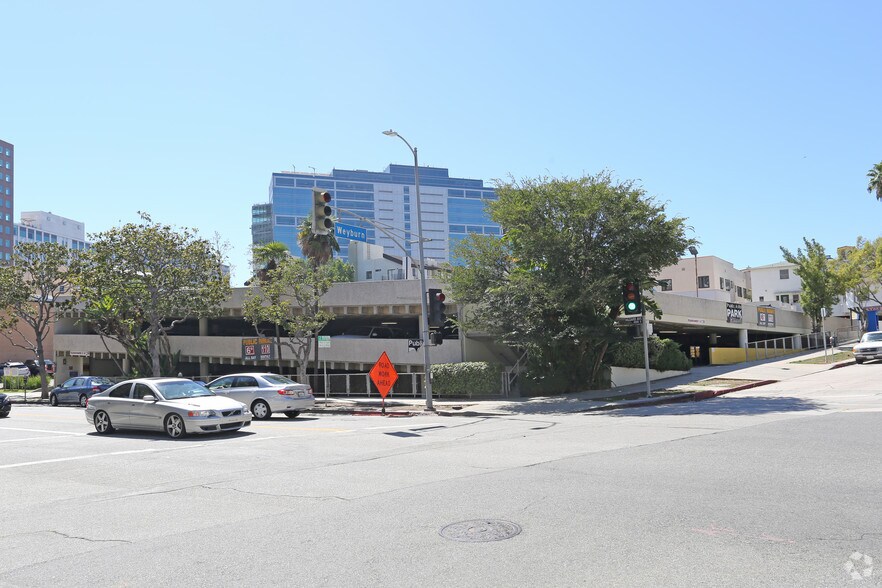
[[641, 306, 651, 398]]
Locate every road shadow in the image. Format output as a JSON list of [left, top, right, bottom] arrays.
[[86, 428, 256, 441], [595, 395, 826, 417]]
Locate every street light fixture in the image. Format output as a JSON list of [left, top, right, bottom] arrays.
[[382, 129, 434, 411], [688, 245, 699, 298]]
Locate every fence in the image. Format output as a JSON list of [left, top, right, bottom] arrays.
[[721, 327, 861, 364]]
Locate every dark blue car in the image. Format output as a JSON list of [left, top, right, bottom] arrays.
[[49, 377, 114, 407], [0, 393, 9, 417]]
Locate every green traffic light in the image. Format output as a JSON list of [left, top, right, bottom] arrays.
[[625, 301, 638, 312]]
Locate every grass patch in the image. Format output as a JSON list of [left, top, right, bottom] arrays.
[[680, 378, 758, 388], [791, 351, 853, 365]]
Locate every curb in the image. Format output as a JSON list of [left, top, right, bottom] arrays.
[[583, 379, 779, 412]]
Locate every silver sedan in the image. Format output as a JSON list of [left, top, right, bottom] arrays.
[[206, 373, 314, 419], [85, 377, 251, 438]]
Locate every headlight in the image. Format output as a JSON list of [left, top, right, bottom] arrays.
[[187, 410, 217, 417]]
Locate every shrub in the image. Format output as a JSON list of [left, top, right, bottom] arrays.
[[608, 337, 691, 372], [431, 362, 501, 397], [1, 375, 42, 391]]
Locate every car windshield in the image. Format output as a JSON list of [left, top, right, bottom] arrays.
[[263, 374, 297, 386], [156, 380, 214, 400], [862, 332, 882, 343]]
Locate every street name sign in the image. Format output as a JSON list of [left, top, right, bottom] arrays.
[[335, 223, 367, 242]]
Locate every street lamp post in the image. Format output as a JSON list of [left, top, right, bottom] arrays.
[[382, 129, 434, 411], [688, 246, 699, 298]]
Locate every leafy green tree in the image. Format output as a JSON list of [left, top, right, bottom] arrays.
[[780, 238, 841, 331], [868, 161, 882, 201], [298, 218, 340, 380], [73, 213, 230, 376], [242, 257, 335, 379], [324, 258, 355, 283], [445, 173, 692, 392], [834, 237, 882, 329], [0, 242, 78, 398]]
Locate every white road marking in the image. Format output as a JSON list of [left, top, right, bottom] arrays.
[[0, 435, 88, 443], [0, 426, 88, 436], [0, 446, 204, 470]]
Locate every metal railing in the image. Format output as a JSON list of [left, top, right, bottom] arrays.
[[746, 327, 860, 360]]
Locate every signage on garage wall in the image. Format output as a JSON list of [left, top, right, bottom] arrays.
[[757, 307, 776, 328], [242, 337, 274, 361], [726, 302, 743, 324]]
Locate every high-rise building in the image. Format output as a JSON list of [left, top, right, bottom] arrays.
[[0, 139, 14, 262], [252, 164, 501, 266], [14, 211, 89, 250]]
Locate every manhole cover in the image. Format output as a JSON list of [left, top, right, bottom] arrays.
[[439, 519, 521, 542]]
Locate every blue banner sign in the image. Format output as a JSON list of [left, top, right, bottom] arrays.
[[335, 223, 367, 242]]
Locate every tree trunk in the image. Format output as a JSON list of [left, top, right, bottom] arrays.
[[35, 338, 49, 400]]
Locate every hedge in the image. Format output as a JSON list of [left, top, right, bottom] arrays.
[[431, 362, 502, 397]]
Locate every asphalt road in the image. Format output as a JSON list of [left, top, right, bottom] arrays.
[[2, 363, 882, 587]]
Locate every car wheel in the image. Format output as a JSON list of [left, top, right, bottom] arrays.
[[251, 400, 271, 420], [78, 394, 88, 408], [49, 394, 58, 406], [855, 358, 864, 364], [94, 411, 114, 434], [164, 414, 186, 439], [284, 411, 300, 419]]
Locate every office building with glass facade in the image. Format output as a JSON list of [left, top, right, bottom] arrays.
[[0, 139, 14, 262], [252, 164, 501, 267]]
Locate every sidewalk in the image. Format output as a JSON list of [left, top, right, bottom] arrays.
[[309, 347, 855, 416]]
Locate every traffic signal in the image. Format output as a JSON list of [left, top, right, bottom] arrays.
[[622, 281, 642, 315], [311, 189, 333, 235], [428, 288, 446, 328]]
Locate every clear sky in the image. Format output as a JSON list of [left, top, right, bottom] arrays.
[[4, 1, 881, 285]]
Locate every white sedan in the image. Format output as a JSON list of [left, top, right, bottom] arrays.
[[85, 377, 251, 438], [206, 373, 314, 419]]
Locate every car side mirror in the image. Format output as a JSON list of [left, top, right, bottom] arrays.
[[142, 395, 156, 402]]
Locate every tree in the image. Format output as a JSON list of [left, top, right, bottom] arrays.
[[834, 237, 882, 329], [73, 213, 230, 377], [242, 257, 335, 380], [444, 173, 692, 392], [0, 242, 78, 398], [780, 238, 841, 331], [250, 241, 291, 373], [298, 218, 340, 381], [868, 161, 882, 201]]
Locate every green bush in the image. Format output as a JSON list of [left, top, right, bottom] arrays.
[[431, 362, 502, 397], [2, 375, 42, 391], [608, 337, 691, 372]]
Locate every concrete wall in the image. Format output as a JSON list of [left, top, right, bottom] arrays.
[[610, 366, 689, 387]]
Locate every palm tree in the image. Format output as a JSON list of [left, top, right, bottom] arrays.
[[249, 241, 290, 374], [868, 162, 882, 201], [297, 219, 340, 267], [252, 241, 290, 275]]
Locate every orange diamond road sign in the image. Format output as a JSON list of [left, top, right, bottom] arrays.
[[369, 351, 398, 398]]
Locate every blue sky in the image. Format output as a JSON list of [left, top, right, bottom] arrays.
[[4, 1, 881, 285]]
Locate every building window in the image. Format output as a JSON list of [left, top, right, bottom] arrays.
[[759, 296, 764, 301], [736, 286, 744, 298], [366, 271, 372, 280], [779, 269, 789, 279], [697, 275, 710, 289], [659, 279, 673, 291], [793, 294, 800, 303], [777, 294, 790, 303]]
